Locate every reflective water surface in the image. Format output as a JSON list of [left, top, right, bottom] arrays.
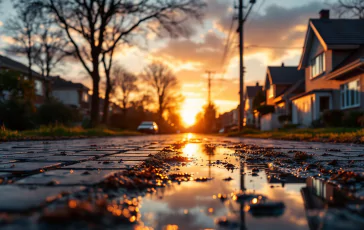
[[131, 135, 364, 230], [135, 141, 306, 229]]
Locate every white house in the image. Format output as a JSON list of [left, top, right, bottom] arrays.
[[51, 76, 90, 114], [292, 9, 364, 126]]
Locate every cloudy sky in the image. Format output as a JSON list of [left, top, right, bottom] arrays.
[[0, 0, 334, 125]]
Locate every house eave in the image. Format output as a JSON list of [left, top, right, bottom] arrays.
[[326, 58, 364, 80], [290, 89, 333, 101], [273, 95, 284, 104], [327, 45, 360, 50]]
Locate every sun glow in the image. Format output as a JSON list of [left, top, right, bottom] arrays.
[[181, 110, 196, 126]]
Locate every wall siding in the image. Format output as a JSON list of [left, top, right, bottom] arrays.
[[52, 90, 79, 107], [260, 113, 281, 131], [308, 35, 324, 60], [292, 94, 315, 127]]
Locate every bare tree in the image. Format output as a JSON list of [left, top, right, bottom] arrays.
[[4, 1, 70, 99], [130, 94, 154, 111], [5, 4, 39, 80], [113, 65, 138, 115], [33, 24, 71, 98], [101, 48, 115, 123], [143, 62, 181, 119], [332, 0, 364, 18], [33, 26, 70, 79], [30, 0, 205, 127]]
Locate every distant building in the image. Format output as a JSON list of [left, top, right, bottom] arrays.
[[51, 76, 90, 114], [217, 107, 238, 130], [0, 55, 49, 106], [261, 63, 305, 131], [244, 82, 263, 127]]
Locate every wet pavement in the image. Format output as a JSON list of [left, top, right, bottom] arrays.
[[0, 134, 363, 229]]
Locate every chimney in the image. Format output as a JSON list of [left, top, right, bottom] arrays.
[[256, 82, 259, 87], [319, 9, 330, 19], [281, 62, 285, 67]]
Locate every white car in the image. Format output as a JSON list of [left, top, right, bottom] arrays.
[[137, 121, 159, 134]]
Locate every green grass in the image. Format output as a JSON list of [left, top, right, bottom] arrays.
[[227, 127, 364, 144], [0, 126, 142, 141]]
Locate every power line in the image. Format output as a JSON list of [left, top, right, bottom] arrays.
[[221, 14, 236, 69], [246, 0, 266, 29], [245, 45, 303, 50]]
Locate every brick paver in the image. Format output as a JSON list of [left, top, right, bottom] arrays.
[[0, 134, 363, 219]]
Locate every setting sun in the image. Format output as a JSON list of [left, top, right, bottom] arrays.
[[181, 110, 196, 126]]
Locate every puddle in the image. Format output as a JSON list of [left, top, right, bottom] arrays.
[[135, 143, 364, 230]]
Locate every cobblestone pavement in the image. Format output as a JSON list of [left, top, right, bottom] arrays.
[[0, 134, 363, 229], [0, 135, 177, 213]]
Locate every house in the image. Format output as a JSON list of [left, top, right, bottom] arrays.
[[0, 55, 48, 106], [244, 82, 263, 127], [217, 108, 238, 131], [261, 63, 305, 130], [51, 76, 90, 114], [292, 9, 364, 127]]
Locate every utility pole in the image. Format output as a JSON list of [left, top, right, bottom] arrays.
[[206, 71, 215, 105], [237, 0, 256, 131], [238, 0, 244, 131]]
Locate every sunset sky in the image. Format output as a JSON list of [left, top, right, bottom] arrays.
[[0, 0, 335, 125]]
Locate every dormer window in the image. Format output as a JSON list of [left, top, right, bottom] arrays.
[[311, 53, 325, 79]]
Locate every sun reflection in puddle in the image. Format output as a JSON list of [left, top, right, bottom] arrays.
[[136, 143, 323, 230], [182, 143, 198, 158]]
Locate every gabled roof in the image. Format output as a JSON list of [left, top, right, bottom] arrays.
[[311, 19, 364, 46], [274, 79, 306, 103], [51, 76, 89, 91], [299, 19, 364, 69], [246, 85, 263, 98], [267, 66, 305, 85], [0, 55, 43, 79]]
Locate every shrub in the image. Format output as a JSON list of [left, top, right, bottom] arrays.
[[37, 99, 82, 126], [322, 110, 344, 127], [82, 117, 92, 129], [0, 99, 36, 130], [358, 115, 364, 127], [257, 105, 275, 116], [109, 113, 127, 129], [282, 124, 299, 130], [311, 119, 324, 128], [278, 114, 292, 124], [342, 111, 364, 127]]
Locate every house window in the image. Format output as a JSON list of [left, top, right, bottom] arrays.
[[268, 86, 274, 98], [311, 53, 325, 79], [340, 80, 360, 109], [83, 92, 88, 102], [35, 80, 44, 96]]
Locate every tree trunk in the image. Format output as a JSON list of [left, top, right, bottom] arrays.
[[122, 107, 127, 116], [102, 83, 111, 124], [45, 67, 51, 100], [158, 102, 163, 120], [90, 74, 100, 128]]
